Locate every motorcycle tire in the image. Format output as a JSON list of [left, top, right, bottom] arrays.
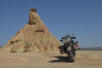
[[67, 51, 75, 62]]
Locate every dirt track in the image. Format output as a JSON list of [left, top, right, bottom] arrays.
[[0, 51, 102, 68]]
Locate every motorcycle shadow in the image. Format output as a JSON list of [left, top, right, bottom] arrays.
[[49, 56, 74, 63]]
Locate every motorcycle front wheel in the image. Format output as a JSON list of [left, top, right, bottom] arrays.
[[67, 51, 75, 62]]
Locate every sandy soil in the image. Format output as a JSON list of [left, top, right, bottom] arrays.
[[0, 51, 102, 68]]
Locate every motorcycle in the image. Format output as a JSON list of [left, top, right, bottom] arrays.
[[59, 34, 79, 62]]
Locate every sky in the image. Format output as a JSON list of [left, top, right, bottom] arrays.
[[0, 0, 102, 48]]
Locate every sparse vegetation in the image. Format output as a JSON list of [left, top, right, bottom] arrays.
[[10, 41, 15, 44], [11, 51, 17, 53]]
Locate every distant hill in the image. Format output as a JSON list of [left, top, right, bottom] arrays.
[[79, 47, 102, 51]]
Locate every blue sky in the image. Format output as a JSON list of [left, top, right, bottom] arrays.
[[0, 0, 102, 48]]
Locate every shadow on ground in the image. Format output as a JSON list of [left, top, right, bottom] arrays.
[[49, 56, 74, 63]]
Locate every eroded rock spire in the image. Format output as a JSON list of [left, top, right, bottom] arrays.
[[28, 8, 40, 25], [0, 9, 61, 52]]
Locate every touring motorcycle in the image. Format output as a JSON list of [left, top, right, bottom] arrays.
[[59, 34, 79, 62]]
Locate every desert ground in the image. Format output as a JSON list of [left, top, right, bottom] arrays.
[[0, 51, 102, 68]]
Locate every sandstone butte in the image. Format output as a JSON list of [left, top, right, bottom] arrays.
[[0, 8, 61, 53]]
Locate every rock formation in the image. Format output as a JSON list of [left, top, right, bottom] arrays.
[[0, 8, 61, 52]]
